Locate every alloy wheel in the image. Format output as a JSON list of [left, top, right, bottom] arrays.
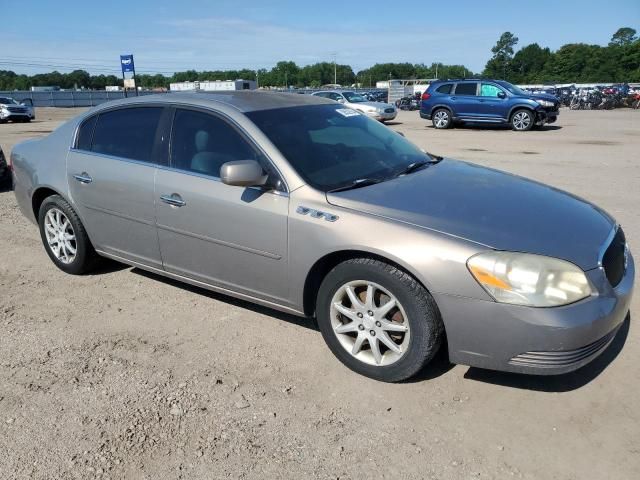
[[44, 207, 77, 264], [512, 111, 532, 130], [433, 110, 449, 128], [330, 280, 410, 366]]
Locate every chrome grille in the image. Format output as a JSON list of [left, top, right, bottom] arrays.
[[7, 106, 27, 113]]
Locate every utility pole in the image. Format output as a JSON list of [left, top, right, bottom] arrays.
[[331, 52, 337, 85], [435, 63, 438, 79]]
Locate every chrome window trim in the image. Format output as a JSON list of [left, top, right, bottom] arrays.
[[155, 163, 289, 198], [66, 149, 288, 198]]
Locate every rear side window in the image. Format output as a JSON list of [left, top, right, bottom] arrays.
[[454, 83, 478, 96], [76, 115, 97, 151], [435, 84, 453, 94], [170, 109, 261, 178], [91, 107, 163, 162]]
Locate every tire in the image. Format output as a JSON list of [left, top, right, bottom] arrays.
[[510, 109, 534, 131], [38, 194, 100, 275], [431, 108, 452, 129], [316, 258, 444, 382]]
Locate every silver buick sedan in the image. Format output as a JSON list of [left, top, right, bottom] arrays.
[[11, 92, 633, 382]]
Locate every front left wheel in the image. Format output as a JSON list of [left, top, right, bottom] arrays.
[[38, 194, 100, 275], [316, 258, 444, 382]]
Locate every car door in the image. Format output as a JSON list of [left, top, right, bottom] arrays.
[[154, 107, 290, 303], [67, 106, 167, 268], [450, 82, 480, 118], [477, 82, 507, 121]]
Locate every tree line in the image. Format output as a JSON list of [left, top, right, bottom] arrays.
[[0, 27, 637, 91]]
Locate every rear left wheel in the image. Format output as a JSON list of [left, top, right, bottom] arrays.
[[38, 195, 100, 274], [316, 258, 444, 382]]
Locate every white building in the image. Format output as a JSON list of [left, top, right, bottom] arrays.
[[170, 80, 257, 92]]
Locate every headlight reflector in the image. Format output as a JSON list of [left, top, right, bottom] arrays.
[[536, 99, 555, 108], [467, 252, 591, 307]]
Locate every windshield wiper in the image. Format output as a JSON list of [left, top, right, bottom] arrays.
[[395, 160, 430, 177], [328, 178, 383, 193]]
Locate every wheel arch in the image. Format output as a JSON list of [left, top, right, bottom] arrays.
[[302, 249, 435, 318], [507, 104, 537, 121], [32, 186, 65, 219]]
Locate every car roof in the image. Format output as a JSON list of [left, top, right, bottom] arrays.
[[91, 91, 335, 113]]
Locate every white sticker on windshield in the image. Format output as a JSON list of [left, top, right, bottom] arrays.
[[336, 108, 360, 117]]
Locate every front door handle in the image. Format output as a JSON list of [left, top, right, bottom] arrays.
[[73, 172, 92, 184], [160, 193, 186, 207]]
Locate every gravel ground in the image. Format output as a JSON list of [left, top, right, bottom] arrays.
[[0, 106, 638, 480]]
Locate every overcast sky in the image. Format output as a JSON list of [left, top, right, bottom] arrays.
[[2, 0, 638, 75]]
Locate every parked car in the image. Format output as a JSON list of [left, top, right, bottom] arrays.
[[420, 79, 560, 131], [0, 145, 9, 185], [312, 90, 397, 122], [11, 92, 633, 382], [0, 96, 33, 123]]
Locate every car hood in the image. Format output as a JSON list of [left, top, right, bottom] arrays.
[[326, 159, 614, 270], [526, 93, 558, 103]]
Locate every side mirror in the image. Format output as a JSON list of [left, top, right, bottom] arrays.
[[497, 91, 506, 99], [220, 160, 268, 187], [336, 97, 345, 103]]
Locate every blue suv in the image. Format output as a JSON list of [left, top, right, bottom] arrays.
[[420, 79, 559, 131]]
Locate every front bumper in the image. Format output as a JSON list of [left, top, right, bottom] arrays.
[[0, 111, 30, 121], [366, 110, 397, 121], [536, 109, 559, 125], [434, 253, 634, 375]]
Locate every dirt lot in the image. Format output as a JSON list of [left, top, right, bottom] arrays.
[[1, 107, 638, 480]]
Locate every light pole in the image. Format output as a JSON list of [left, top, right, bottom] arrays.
[[331, 53, 337, 85]]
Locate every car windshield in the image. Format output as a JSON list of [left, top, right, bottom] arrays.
[[496, 81, 527, 96], [246, 104, 431, 191], [0, 97, 18, 105], [342, 92, 368, 103]]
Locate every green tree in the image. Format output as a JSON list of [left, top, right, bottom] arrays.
[[483, 31, 519, 79], [609, 27, 637, 46], [510, 43, 552, 83]]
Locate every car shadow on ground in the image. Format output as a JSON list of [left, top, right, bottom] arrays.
[[131, 267, 318, 332], [426, 124, 563, 132], [384, 121, 403, 126], [463, 313, 631, 392]]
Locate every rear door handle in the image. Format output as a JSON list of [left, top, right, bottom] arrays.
[[160, 193, 186, 207], [73, 172, 92, 184]]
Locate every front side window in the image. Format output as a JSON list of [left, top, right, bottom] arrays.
[[170, 109, 263, 179], [480, 83, 503, 97], [246, 104, 432, 191], [91, 107, 163, 162], [454, 83, 478, 96]]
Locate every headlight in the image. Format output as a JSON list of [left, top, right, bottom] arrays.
[[536, 99, 555, 108], [467, 251, 591, 307]]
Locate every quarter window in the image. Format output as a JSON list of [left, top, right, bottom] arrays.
[[76, 115, 97, 151], [170, 109, 262, 179], [480, 83, 503, 97], [91, 107, 163, 162], [435, 84, 453, 94], [454, 83, 478, 96]]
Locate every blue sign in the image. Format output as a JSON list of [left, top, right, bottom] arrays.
[[120, 55, 135, 74]]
